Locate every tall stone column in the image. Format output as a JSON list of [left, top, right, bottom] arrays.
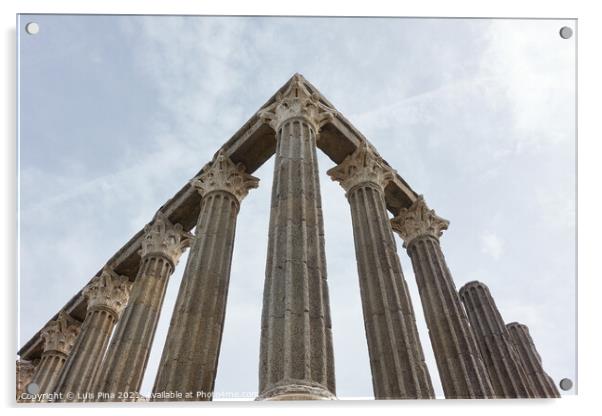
[[30, 311, 80, 401], [256, 74, 336, 401], [54, 267, 131, 401], [327, 141, 434, 399], [94, 212, 191, 401], [459, 281, 533, 398], [391, 197, 494, 399], [16, 359, 37, 401], [152, 150, 259, 401], [506, 322, 560, 398]]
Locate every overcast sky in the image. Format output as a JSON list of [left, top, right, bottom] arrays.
[[18, 15, 576, 399]]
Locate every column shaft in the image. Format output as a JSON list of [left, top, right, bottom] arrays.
[[151, 150, 258, 401], [258, 117, 335, 400], [32, 352, 67, 399], [459, 282, 533, 398], [56, 309, 116, 400], [506, 322, 560, 398], [94, 212, 190, 401], [407, 236, 493, 398], [152, 191, 239, 400], [29, 311, 80, 401], [348, 184, 434, 399], [56, 268, 130, 401], [94, 256, 173, 399]]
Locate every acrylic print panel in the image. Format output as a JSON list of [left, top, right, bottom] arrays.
[[16, 15, 576, 402]]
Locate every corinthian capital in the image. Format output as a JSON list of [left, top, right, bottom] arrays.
[[140, 212, 192, 266], [327, 140, 395, 192], [257, 73, 337, 131], [390, 196, 450, 247], [40, 311, 81, 355], [83, 267, 132, 318], [191, 150, 259, 202]]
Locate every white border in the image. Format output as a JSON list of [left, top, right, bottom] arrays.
[[2, 1, 600, 415]]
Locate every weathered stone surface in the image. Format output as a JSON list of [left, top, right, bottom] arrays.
[[328, 141, 433, 399], [16, 360, 36, 401], [30, 311, 80, 401], [506, 322, 560, 398], [94, 213, 191, 401], [459, 281, 533, 398], [258, 74, 336, 400], [19, 74, 420, 365], [54, 267, 131, 402], [391, 197, 494, 399], [152, 153, 258, 401]]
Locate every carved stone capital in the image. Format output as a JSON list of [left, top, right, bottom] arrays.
[[191, 150, 259, 203], [40, 311, 81, 355], [327, 140, 395, 193], [83, 267, 132, 318], [257, 73, 337, 132], [390, 195, 450, 247], [140, 212, 192, 267]]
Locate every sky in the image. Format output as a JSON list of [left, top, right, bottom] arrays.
[[17, 15, 576, 399]]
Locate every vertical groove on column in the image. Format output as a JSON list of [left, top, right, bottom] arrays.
[[407, 236, 494, 398], [506, 323, 560, 398], [258, 118, 335, 400], [347, 184, 433, 399], [32, 352, 67, 399], [55, 310, 117, 400], [459, 282, 533, 398], [94, 257, 174, 400], [152, 190, 240, 401]]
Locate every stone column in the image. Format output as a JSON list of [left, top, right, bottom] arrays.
[[459, 281, 533, 398], [152, 150, 259, 401], [506, 322, 560, 398], [391, 197, 494, 399], [54, 267, 131, 401], [327, 141, 434, 399], [16, 359, 36, 401], [256, 74, 337, 400], [30, 311, 80, 401], [94, 212, 191, 401]]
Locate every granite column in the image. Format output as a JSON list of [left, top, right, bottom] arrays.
[[327, 141, 433, 399], [391, 197, 494, 398], [257, 74, 337, 400], [459, 281, 533, 398], [152, 150, 259, 401], [94, 212, 191, 401], [506, 322, 560, 398], [55, 267, 131, 401]]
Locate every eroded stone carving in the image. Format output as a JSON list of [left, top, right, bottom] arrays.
[[139, 211, 192, 267], [40, 311, 80, 355], [82, 267, 132, 318], [191, 150, 259, 203], [327, 140, 396, 192], [257, 73, 337, 131], [16, 360, 36, 398], [390, 195, 450, 247]]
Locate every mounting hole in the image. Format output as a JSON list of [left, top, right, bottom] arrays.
[[559, 26, 573, 39], [25, 22, 39, 35], [559, 378, 573, 391], [26, 382, 40, 394]]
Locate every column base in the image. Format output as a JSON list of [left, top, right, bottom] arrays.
[[256, 384, 336, 401]]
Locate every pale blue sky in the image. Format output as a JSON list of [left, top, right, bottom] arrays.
[[18, 15, 576, 399]]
